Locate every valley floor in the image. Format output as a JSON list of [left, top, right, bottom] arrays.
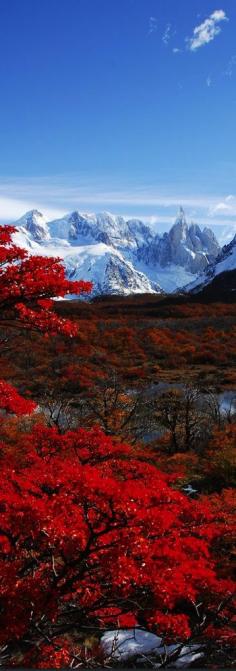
[[0, 291, 235, 668]]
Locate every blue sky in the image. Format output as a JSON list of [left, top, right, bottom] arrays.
[[0, 0, 236, 239]]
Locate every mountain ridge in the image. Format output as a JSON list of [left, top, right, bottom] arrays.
[[185, 232, 236, 295], [6, 207, 224, 296]]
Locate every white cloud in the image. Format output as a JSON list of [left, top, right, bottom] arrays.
[[173, 47, 182, 54], [0, 178, 217, 211], [211, 9, 227, 21], [0, 195, 64, 224], [162, 23, 172, 45], [187, 10, 228, 52], [148, 16, 158, 34], [224, 55, 236, 78], [209, 195, 236, 216], [213, 202, 232, 212], [206, 75, 212, 87]]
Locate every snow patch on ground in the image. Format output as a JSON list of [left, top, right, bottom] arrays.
[[101, 629, 204, 668]]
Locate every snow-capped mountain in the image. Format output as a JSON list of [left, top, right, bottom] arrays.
[[8, 207, 222, 297], [14, 210, 50, 242], [218, 234, 236, 272], [10, 210, 161, 296], [137, 207, 220, 274], [210, 223, 236, 247], [66, 244, 161, 296], [186, 233, 236, 294], [48, 210, 154, 251]]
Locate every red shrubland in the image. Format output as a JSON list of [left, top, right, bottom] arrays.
[[0, 225, 234, 667]]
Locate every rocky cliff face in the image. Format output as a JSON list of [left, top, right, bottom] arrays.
[[15, 210, 50, 241], [65, 244, 162, 296], [137, 208, 220, 274], [49, 211, 154, 251], [185, 232, 236, 294]]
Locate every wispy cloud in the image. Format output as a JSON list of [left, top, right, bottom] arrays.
[[224, 55, 236, 78], [0, 193, 64, 223], [173, 47, 182, 54], [0, 177, 236, 238], [148, 16, 158, 35], [206, 75, 212, 87], [162, 23, 172, 46], [209, 194, 236, 216], [187, 10, 228, 52], [0, 178, 217, 212]]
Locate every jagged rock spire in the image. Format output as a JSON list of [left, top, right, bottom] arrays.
[[178, 206, 186, 219]]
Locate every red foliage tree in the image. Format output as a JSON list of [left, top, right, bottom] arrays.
[[0, 425, 235, 666], [0, 223, 91, 414], [0, 224, 91, 336]]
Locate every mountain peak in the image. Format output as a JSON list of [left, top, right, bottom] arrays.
[[18, 209, 45, 223], [14, 210, 50, 241], [137, 208, 221, 275], [169, 209, 188, 242], [173, 206, 187, 228], [179, 205, 186, 219], [27, 209, 44, 217]]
